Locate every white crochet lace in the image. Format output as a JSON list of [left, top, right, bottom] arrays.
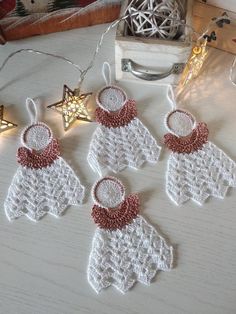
[[4, 157, 84, 221], [166, 141, 236, 205], [22, 123, 52, 150], [88, 118, 161, 175], [166, 110, 196, 137], [88, 215, 173, 293], [92, 177, 125, 208], [97, 86, 127, 112]]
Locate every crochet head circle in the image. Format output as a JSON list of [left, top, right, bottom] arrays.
[[165, 109, 197, 137], [92, 176, 125, 208], [21, 122, 53, 151], [96, 85, 128, 112]]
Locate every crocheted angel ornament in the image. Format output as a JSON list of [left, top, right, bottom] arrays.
[[164, 108, 236, 205], [4, 98, 84, 221], [87, 176, 173, 293], [87, 63, 161, 175]]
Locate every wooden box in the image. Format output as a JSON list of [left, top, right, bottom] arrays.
[[193, 1, 236, 54], [115, 0, 193, 85]]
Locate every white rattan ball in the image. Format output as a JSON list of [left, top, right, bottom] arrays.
[[125, 0, 184, 39]]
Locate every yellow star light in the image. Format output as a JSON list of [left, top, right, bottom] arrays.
[[178, 39, 208, 89], [0, 105, 17, 134], [48, 85, 93, 131]]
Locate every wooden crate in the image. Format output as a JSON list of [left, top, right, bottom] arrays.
[[115, 0, 193, 85], [193, 1, 236, 54]]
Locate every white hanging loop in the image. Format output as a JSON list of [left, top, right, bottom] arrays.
[[26, 98, 39, 124], [102, 62, 112, 86], [229, 56, 236, 87], [22, 98, 53, 150], [167, 85, 177, 110]]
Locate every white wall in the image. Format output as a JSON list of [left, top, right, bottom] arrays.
[[204, 0, 236, 12]]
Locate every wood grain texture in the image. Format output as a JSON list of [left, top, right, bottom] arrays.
[[0, 24, 236, 314], [193, 1, 236, 54]]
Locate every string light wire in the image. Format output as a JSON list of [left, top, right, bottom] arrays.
[[197, 15, 231, 41], [0, 12, 232, 90], [0, 11, 194, 90], [0, 49, 84, 74]]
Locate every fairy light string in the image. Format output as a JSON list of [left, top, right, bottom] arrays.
[[0, 10, 234, 131], [0, 11, 196, 91], [0, 11, 232, 89], [0, 10, 192, 131]]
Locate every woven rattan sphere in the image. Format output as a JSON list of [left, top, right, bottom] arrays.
[[125, 0, 183, 39]]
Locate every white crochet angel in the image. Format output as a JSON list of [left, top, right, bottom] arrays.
[[4, 98, 84, 221], [87, 176, 173, 293], [164, 108, 236, 205], [87, 63, 161, 175]]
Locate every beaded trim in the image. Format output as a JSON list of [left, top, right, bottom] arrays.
[[164, 122, 209, 154], [17, 138, 60, 169], [95, 100, 137, 128], [91, 194, 139, 230]]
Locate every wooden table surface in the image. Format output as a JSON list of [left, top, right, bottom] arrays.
[[0, 24, 236, 314]]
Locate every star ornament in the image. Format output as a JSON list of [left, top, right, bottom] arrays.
[[0, 105, 17, 134], [48, 85, 93, 131]]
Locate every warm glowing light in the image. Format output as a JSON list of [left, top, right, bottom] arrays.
[[178, 40, 208, 89], [0, 105, 17, 134], [48, 85, 92, 131]]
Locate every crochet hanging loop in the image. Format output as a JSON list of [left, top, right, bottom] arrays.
[[167, 85, 177, 110], [230, 56, 236, 87], [102, 61, 112, 86], [26, 97, 39, 124]]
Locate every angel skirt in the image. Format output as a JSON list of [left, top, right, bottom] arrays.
[[88, 177, 173, 293], [88, 99, 161, 175]]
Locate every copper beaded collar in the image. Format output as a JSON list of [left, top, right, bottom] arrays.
[[164, 122, 209, 154], [92, 194, 139, 230], [95, 99, 137, 128], [91, 176, 139, 230], [17, 138, 60, 169]]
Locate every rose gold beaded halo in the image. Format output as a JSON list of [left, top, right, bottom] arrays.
[[92, 176, 126, 209], [165, 109, 197, 137], [96, 85, 128, 112], [21, 122, 53, 151]]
